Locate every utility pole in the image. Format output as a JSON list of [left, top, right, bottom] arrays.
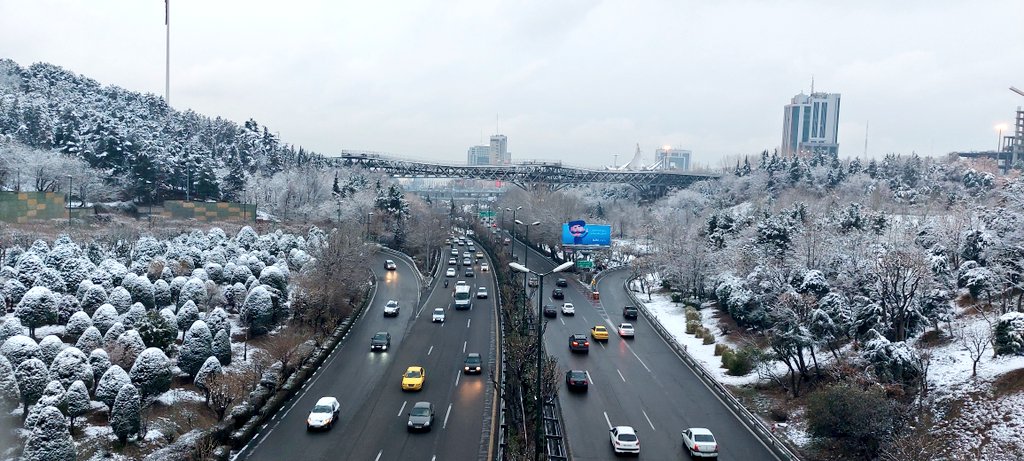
[[165, 0, 171, 105]]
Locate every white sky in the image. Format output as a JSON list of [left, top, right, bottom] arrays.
[[1, 0, 1022, 168]]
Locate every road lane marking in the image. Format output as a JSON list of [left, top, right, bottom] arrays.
[[598, 340, 606, 349], [642, 409, 656, 431], [603, 411, 612, 430], [582, 315, 588, 323], [617, 369, 626, 382], [629, 348, 652, 373], [467, 318, 472, 328], [375, 450, 383, 461], [428, 345, 434, 355], [586, 370, 595, 387], [443, 403, 453, 429], [397, 400, 407, 417], [463, 341, 467, 353], [559, 317, 565, 326], [455, 372, 461, 387]]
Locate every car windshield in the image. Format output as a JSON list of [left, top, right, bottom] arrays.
[[410, 406, 430, 416], [618, 433, 638, 442], [466, 356, 481, 364], [312, 405, 332, 413], [386, 301, 397, 307], [434, 309, 443, 314], [694, 434, 715, 442], [406, 370, 421, 378], [569, 371, 585, 379]]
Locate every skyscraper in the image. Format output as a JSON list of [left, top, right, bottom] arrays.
[[782, 91, 841, 157], [489, 134, 510, 164], [654, 146, 691, 170], [467, 145, 490, 165]]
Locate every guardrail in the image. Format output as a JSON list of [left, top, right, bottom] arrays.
[[621, 274, 802, 461], [542, 397, 569, 460]]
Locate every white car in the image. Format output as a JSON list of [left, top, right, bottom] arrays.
[[463, 252, 472, 259], [446, 268, 457, 277], [477, 286, 488, 299], [561, 303, 575, 315], [448, 258, 457, 265], [476, 251, 484, 259], [480, 262, 489, 272], [384, 300, 400, 317], [463, 258, 472, 266], [306, 396, 340, 430], [681, 427, 718, 457], [618, 323, 635, 338], [609, 426, 640, 455], [451, 248, 459, 256], [385, 259, 397, 270], [432, 307, 446, 323]]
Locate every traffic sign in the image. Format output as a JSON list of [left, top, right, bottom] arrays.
[[479, 210, 496, 218], [576, 260, 594, 269]]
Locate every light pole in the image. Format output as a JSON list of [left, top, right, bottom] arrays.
[[509, 260, 574, 461], [996, 123, 1009, 152], [145, 180, 154, 229], [66, 175, 72, 227], [241, 187, 247, 222], [366, 212, 374, 241], [508, 206, 521, 259], [515, 219, 541, 295]]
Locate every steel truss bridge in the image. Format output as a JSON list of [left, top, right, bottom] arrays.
[[331, 153, 720, 198]]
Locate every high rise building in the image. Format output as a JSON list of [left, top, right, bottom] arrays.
[[467, 145, 490, 165], [490, 134, 510, 164], [782, 91, 841, 157], [654, 146, 691, 170]]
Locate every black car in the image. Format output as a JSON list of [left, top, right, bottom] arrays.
[[370, 331, 391, 351], [556, 278, 568, 287], [543, 304, 557, 318], [569, 334, 589, 353], [623, 305, 639, 320], [465, 268, 475, 277], [565, 370, 589, 392], [552, 288, 564, 300], [463, 353, 482, 374]]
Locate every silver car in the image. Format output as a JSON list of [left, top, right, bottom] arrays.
[[432, 307, 446, 323], [681, 427, 718, 457], [407, 401, 435, 432], [306, 397, 340, 430]]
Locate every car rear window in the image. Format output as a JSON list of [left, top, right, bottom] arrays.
[[618, 434, 638, 442], [694, 434, 715, 442]]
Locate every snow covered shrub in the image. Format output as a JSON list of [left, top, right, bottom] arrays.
[[80, 284, 107, 315], [15, 252, 45, 287], [204, 307, 230, 338], [237, 226, 258, 250], [860, 330, 922, 388], [179, 277, 207, 309], [32, 267, 66, 294], [122, 303, 147, 330], [0, 355, 18, 410], [66, 380, 91, 430], [15, 286, 59, 337], [1, 334, 39, 366], [49, 346, 93, 390], [91, 303, 120, 334], [121, 272, 155, 310], [191, 268, 209, 282], [0, 265, 17, 280], [110, 383, 141, 443], [15, 358, 48, 412], [259, 265, 288, 295], [0, 316, 25, 342], [130, 347, 172, 398], [132, 236, 164, 263], [194, 356, 222, 396], [88, 267, 112, 290], [169, 276, 188, 304], [2, 245, 23, 267], [176, 301, 200, 334], [2, 278, 27, 309], [713, 274, 765, 328], [994, 312, 1024, 356], [98, 258, 129, 287], [225, 282, 248, 312], [244, 255, 266, 280], [58, 257, 95, 296], [179, 320, 213, 377], [103, 322, 126, 351], [74, 278, 92, 301], [213, 328, 231, 365], [56, 294, 81, 325], [806, 382, 894, 458], [203, 249, 228, 267], [242, 286, 275, 337], [288, 248, 312, 271], [204, 262, 225, 284], [75, 326, 103, 355], [35, 380, 67, 417], [37, 335, 64, 366], [230, 264, 253, 285], [107, 286, 133, 314], [95, 365, 131, 408], [88, 348, 111, 388], [110, 329, 145, 370], [153, 279, 171, 308], [137, 309, 178, 353], [22, 405, 75, 461]]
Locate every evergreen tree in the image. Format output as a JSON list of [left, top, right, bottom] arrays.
[[129, 347, 172, 399], [49, 346, 94, 390], [110, 383, 141, 444], [179, 320, 212, 377], [137, 309, 177, 353], [15, 358, 48, 417], [95, 365, 130, 409], [212, 328, 232, 365], [75, 326, 103, 354], [194, 355, 222, 404], [0, 355, 19, 410], [15, 286, 59, 338], [66, 379, 91, 432], [22, 405, 76, 461]]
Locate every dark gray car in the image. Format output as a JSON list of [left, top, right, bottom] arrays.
[[407, 401, 435, 432]]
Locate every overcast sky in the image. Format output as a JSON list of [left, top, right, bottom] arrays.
[[1, 0, 1022, 168]]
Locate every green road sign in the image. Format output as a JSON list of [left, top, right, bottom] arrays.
[[479, 211, 496, 218], [576, 260, 594, 269]]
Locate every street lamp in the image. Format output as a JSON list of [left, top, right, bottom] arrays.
[[66, 175, 72, 227], [508, 206, 522, 259], [508, 260, 574, 461], [515, 219, 541, 295]]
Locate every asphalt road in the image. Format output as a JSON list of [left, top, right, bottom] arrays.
[[238, 245, 498, 461], [508, 236, 779, 461]]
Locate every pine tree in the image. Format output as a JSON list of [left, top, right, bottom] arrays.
[[66, 379, 91, 433], [49, 346, 94, 390], [129, 347, 172, 399], [110, 383, 141, 444], [212, 328, 232, 365], [96, 365, 131, 409], [194, 355, 222, 404], [137, 309, 177, 353], [241, 286, 274, 337], [0, 355, 19, 410], [179, 320, 213, 377], [15, 358, 48, 417], [22, 405, 76, 461]]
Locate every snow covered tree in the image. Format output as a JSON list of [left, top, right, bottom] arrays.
[[153, 279, 171, 308], [110, 329, 145, 370], [87, 348, 111, 391], [56, 294, 81, 325], [872, 248, 929, 341], [169, 276, 188, 303], [230, 265, 253, 285], [121, 303, 147, 330], [15, 286, 59, 338], [129, 347, 172, 399], [49, 346, 93, 390], [204, 307, 229, 339], [212, 328, 231, 365], [58, 257, 94, 297], [15, 252, 45, 287], [107, 286, 133, 314], [91, 303, 119, 334], [194, 355, 222, 403], [861, 330, 923, 388], [0, 316, 25, 342], [242, 285, 274, 337], [137, 309, 177, 353], [95, 364, 130, 409], [121, 272, 155, 310], [35, 379, 67, 416], [179, 320, 213, 377], [237, 226, 259, 250], [97, 259, 128, 287], [32, 267, 67, 294], [66, 379, 90, 432], [176, 300, 200, 336], [178, 277, 208, 309], [102, 322, 126, 352], [225, 282, 247, 312], [38, 334, 65, 366], [1, 334, 39, 366], [15, 358, 48, 416], [0, 355, 19, 410], [244, 255, 266, 280], [204, 262, 225, 284], [994, 312, 1024, 356], [259, 265, 288, 295], [2, 279, 27, 311], [79, 284, 107, 315], [22, 405, 75, 461], [132, 236, 164, 264], [75, 326, 103, 354], [110, 383, 141, 444]]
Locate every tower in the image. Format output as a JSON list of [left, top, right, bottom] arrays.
[[782, 91, 841, 157]]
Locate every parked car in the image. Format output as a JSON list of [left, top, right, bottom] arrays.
[[384, 300, 400, 317], [609, 426, 641, 455], [401, 366, 425, 391], [477, 286, 488, 299], [618, 323, 635, 338], [370, 331, 391, 351], [306, 397, 340, 431], [432, 307, 446, 323], [569, 334, 589, 353], [385, 260, 397, 270], [591, 325, 609, 341], [543, 304, 557, 318], [565, 370, 589, 392], [407, 401, 434, 432], [463, 353, 482, 374], [552, 288, 564, 300], [681, 428, 719, 458], [556, 278, 568, 287], [623, 305, 639, 320], [561, 303, 575, 315]]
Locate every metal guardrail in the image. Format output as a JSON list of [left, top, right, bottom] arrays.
[[621, 275, 802, 461], [543, 397, 569, 460]]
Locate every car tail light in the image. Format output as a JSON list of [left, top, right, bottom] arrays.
[[572, 341, 578, 346], [693, 443, 700, 452], [584, 341, 590, 346], [713, 444, 719, 452]]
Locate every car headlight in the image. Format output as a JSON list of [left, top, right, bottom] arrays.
[[464, 366, 470, 371], [408, 421, 413, 426]]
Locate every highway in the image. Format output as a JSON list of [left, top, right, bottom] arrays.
[[508, 237, 779, 461], [238, 246, 498, 461]]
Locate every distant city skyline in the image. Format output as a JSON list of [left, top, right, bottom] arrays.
[[1, 1, 1022, 168]]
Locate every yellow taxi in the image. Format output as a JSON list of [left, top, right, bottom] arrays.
[[402, 366, 426, 391], [590, 325, 609, 341]]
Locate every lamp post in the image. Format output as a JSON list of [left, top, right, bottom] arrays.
[[241, 187, 247, 222], [508, 260, 574, 461], [145, 180, 154, 229], [508, 206, 522, 258], [515, 219, 541, 296], [66, 175, 73, 227], [366, 212, 374, 241]]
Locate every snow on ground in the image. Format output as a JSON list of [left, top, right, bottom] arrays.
[[155, 388, 206, 406]]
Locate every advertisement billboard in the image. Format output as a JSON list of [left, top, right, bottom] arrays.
[[561, 220, 611, 247]]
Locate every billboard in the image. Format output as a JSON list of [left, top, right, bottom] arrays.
[[561, 220, 611, 247]]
